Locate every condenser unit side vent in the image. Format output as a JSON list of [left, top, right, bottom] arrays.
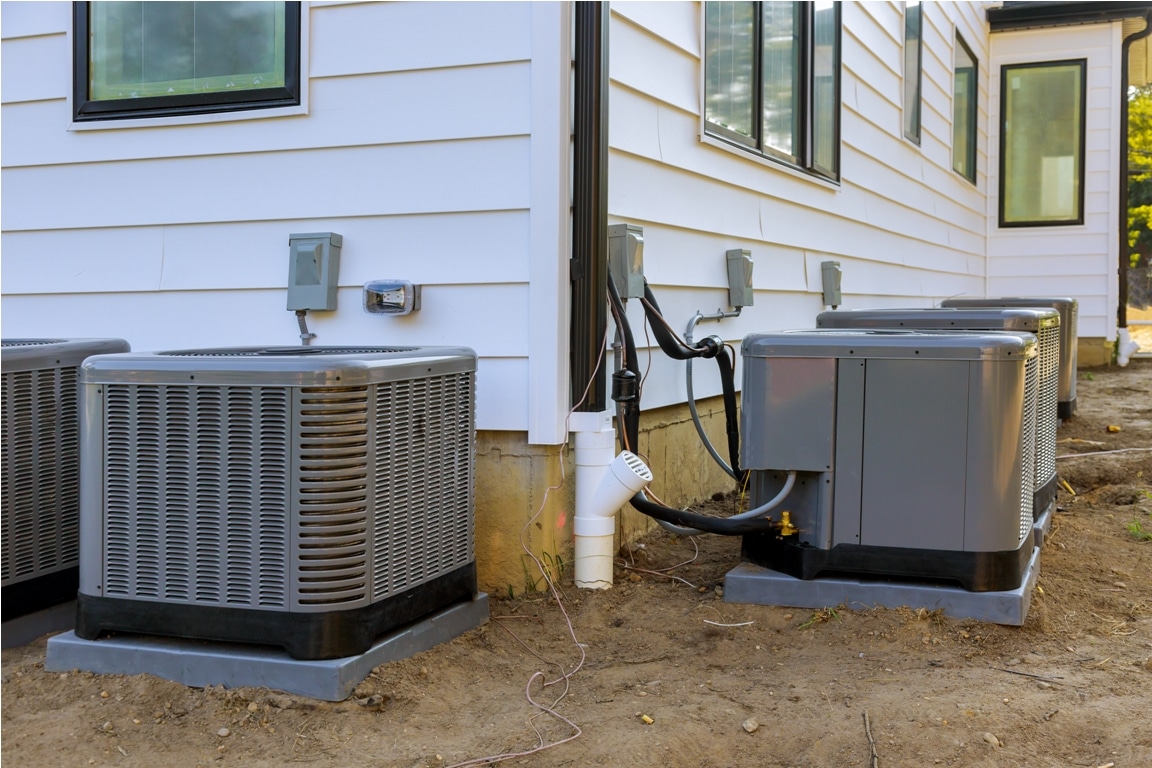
[[1018, 353, 1038, 545], [372, 371, 475, 601], [2, 366, 80, 583], [102, 384, 293, 608], [293, 384, 371, 607]]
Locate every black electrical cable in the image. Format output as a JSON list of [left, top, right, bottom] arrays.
[[608, 278, 775, 535], [607, 277, 642, 451]]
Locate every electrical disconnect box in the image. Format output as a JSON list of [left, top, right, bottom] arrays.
[[608, 224, 645, 300], [726, 249, 754, 308], [821, 260, 842, 309], [287, 232, 342, 311]]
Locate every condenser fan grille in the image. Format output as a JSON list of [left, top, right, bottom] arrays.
[[102, 385, 293, 608], [161, 347, 418, 357], [2, 367, 80, 583]]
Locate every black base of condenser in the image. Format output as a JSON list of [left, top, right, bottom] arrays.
[[1035, 474, 1058, 518], [740, 536, 1033, 593], [2, 567, 78, 623], [1058, 397, 1076, 420], [74, 562, 477, 660]]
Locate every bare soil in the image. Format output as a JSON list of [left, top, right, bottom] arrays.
[[3, 361, 1151, 768]]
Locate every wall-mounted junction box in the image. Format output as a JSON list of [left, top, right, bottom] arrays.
[[287, 232, 342, 311], [608, 223, 645, 300], [726, 249, 754, 308], [821, 260, 842, 309]]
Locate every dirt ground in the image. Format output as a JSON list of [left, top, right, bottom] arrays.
[[3, 361, 1151, 768]]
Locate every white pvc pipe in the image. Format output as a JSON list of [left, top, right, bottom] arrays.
[[1117, 327, 1139, 367], [572, 413, 652, 588]]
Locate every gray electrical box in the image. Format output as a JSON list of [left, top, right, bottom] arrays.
[[726, 249, 754, 308], [821, 260, 842, 308], [608, 224, 645, 300], [287, 232, 342, 311]]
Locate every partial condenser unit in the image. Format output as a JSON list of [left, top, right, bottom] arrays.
[[74, 346, 477, 660], [815, 307, 1060, 521], [740, 330, 1038, 592], [2, 338, 130, 622], [942, 297, 1077, 418]]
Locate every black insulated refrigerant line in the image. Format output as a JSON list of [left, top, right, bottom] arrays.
[[608, 277, 780, 536], [570, 2, 610, 413]]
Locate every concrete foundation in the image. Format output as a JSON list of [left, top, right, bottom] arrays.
[[45, 594, 489, 702], [724, 547, 1040, 626]]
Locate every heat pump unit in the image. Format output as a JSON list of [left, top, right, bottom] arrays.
[[942, 297, 1077, 418], [815, 307, 1060, 521], [2, 338, 130, 622], [74, 346, 477, 660], [740, 329, 1037, 591]]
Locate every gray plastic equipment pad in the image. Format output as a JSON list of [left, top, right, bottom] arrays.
[[2, 601, 76, 650], [724, 549, 1039, 626], [46, 594, 488, 701]]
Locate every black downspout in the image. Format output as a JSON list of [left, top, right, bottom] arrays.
[[1119, 12, 1152, 331], [571, 2, 609, 412]]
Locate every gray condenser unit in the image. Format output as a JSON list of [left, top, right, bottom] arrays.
[[74, 346, 477, 660], [941, 297, 1077, 418], [815, 307, 1060, 523], [2, 338, 130, 622], [740, 330, 1037, 591]]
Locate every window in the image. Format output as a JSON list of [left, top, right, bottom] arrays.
[[952, 35, 978, 183], [73, 2, 301, 122], [704, 1, 841, 181], [903, 1, 922, 143], [1000, 60, 1086, 226]]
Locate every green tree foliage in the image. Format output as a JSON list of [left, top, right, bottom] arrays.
[[1129, 85, 1152, 268]]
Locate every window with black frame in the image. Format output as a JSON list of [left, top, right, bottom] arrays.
[[704, 1, 841, 181], [999, 60, 1086, 227], [73, 1, 301, 122], [904, 1, 922, 144], [952, 34, 978, 184]]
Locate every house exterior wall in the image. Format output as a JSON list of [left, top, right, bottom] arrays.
[[986, 21, 1126, 364], [0, 2, 1138, 591], [0, 0, 574, 591], [604, 1, 997, 410], [0, 0, 572, 442]]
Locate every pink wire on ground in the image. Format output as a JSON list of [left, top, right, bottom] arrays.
[[443, 328, 610, 768]]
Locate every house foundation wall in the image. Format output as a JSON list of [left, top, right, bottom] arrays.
[[474, 395, 737, 594]]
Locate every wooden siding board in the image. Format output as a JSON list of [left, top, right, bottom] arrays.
[[0, 32, 66, 105], [3, 137, 531, 232], [611, 1, 700, 57], [609, 15, 698, 114], [309, 1, 532, 78], [0, 1, 68, 40], [3, 65, 531, 168]]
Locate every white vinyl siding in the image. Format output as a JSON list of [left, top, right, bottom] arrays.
[[0, 1, 571, 439], [610, 1, 990, 409], [987, 23, 1122, 340]]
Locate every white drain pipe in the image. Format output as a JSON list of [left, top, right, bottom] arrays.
[[1117, 327, 1139, 367], [571, 411, 653, 589]]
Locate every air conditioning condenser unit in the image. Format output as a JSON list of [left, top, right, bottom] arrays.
[[815, 307, 1060, 532], [74, 346, 477, 660], [739, 329, 1037, 592], [2, 338, 130, 623]]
